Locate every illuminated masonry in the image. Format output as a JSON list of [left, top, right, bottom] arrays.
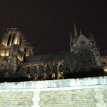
[[0, 27, 104, 80], [0, 28, 33, 71]]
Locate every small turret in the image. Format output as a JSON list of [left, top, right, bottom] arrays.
[[70, 32, 73, 51], [89, 32, 96, 46], [74, 23, 78, 36]]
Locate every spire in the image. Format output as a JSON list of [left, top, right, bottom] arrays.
[[74, 23, 78, 37], [89, 32, 96, 46], [70, 32, 73, 51], [90, 32, 94, 40], [80, 30, 82, 35]]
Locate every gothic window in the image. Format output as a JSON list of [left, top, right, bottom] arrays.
[[7, 34, 12, 46]]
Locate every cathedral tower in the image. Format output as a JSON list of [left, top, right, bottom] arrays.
[[70, 25, 102, 72]]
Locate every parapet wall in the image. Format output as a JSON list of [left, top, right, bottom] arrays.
[[0, 76, 107, 107]]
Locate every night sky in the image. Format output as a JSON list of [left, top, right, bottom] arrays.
[[0, 0, 107, 54]]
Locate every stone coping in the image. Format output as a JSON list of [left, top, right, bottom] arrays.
[[0, 76, 107, 91]]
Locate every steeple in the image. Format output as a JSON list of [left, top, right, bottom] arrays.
[[89, 32, 94, 40], [80, 30, 82, 35], [89, 32, 96, 46], [74, 23, 78, 38]]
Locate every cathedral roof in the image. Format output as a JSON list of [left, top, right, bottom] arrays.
[[76, 33, 89, 45]]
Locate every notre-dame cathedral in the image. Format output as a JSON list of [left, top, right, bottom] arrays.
[[0, 26, 104, 81], [69, 24, 102, 76]]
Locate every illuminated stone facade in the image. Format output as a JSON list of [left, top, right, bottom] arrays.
[[24, 25, 103, 80], [101, 56, 107, 73], [101, 56, 107, 65], [0, 27, 104, 80], [0, 28, 33, 78]]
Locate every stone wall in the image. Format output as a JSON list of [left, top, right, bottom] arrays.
[[0, 76, 107, 107]]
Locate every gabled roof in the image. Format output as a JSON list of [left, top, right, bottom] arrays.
[[77, 34, 89, 45]]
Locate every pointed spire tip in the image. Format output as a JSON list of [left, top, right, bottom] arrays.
[[74, 23, 78, 37]]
